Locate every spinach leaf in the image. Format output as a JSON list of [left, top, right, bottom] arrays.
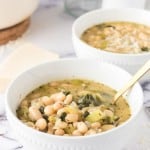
[[77, 94, 101, 109], [141, 47, 149, 52], [60, 112, 67, 121]]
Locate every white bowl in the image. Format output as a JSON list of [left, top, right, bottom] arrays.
[[72, 8, 150, 80], [5, 59, 143, 150], [0, 0, 39, 29]]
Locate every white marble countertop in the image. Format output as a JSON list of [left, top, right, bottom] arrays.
[[0, 3, 150, 150]]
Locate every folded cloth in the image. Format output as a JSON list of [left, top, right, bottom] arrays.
[[0, 43, 59, 92]]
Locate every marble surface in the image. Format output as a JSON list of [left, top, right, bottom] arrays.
[[0, 2, 150, 150]]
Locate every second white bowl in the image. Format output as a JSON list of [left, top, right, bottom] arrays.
[[72, 8, 150, 79]]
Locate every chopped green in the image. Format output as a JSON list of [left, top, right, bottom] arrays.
[[77, 94, 101, 109], [100, 41, 108, 49], [64, 106, 79, 114], [62, 91, 71, 96], [17, 106, 29, 120], [96, 24, 115, 29], [85, 110, 102, 123], [64, 124, 75, 134], [71, 79, 83, 85], [48, 115, 56, 124], [141, 47, 149, 51], [83, 111, 89, 118], [39, 106, 44, 114], [60, 112, 67, 121], [43, 115, 49, 122]]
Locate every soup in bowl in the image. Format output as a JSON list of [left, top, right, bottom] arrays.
[[81, 21, 150, 54], [72, 8, 150, 79], [5, 59, 143, 150], [17, 79, 131, 136]]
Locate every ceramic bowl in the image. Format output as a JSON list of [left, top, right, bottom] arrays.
[[0, 0, 39, 29], [5, 59, 143, 150], [72, 8, 150, 80]]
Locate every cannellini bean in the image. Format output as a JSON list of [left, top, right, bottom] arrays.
[[26, 122, 35, 128], [98, 129, 102, 133], [72, 130, 82, 136], [51, 92, 66, 102], [53, 102, 63, 111], [57, 108, 66, 116], [35, 118, 47, 130], [73, 122, 78, 128], [70, 101, 78, 108], [64, 94, 72, 105], [101, 125, 115, 131], [42, 96, 54, 106], [55, 129, 65, 136], [55, 119, 67, 129], [91, 122, 101, 129], [47, 128, 53, 134], [103, 110, 114, 117], [50, 82, 59, 86], [47, 123, 53, 134], [21, 100, 28, 107], [44, 105, 55, 116], [138, 32, 147, 40], [85, 129, 96, 135], [32, 101, 44, 109], [77, 122, 88, 134], [64, 134, 69, 136], [48, 122, 53, 128], [65, 114, 78, 123], [28, 106, 42, 121], [30, 93, 41, 99]]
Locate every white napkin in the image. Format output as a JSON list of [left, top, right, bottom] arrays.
[[0, 42, 59, 93]]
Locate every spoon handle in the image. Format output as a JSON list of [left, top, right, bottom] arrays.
[[114, 60, 150, 102]]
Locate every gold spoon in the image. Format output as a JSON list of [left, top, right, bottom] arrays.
[[113, 60, 150, 104]]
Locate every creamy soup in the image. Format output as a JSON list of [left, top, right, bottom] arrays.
[[81, 22, 150, 54], [17, 79, 131, 136]]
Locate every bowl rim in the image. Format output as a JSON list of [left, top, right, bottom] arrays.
[[5, 58, 144, 140], [72, 8, 150, 57]]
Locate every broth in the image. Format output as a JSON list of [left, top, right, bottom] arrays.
[[17, 79, 131, 136], [81, 22, 150, 54]]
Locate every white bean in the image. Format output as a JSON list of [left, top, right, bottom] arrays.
[[101, 124, 115, 131], [98, 129, 102, 133], [55, 119, 67, 129], [65, 114, 78, 123], [103, 110, 114, 117], [35, 118, 47, 130], [42, 96, 54, 106], [52, 92, 66, 102], [77, 122, 88, 134], [85, 129, 96, 135], [73, 122, 78, 128], [64, 94, 72, 105], [57, 108, 66, 116], [91, 122, 101, 129], [28, 106, 42, 121], [44, 105, 55, 116], [53, 102, 63, 111], [50, 82, 59, 86], [47, 123, 53, 134], [55, 129, 65, 136], [72, 130, 82, 136]]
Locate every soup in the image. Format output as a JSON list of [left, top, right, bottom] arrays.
[[81, 22, 150, 54], [17, 79, 131, 136]]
